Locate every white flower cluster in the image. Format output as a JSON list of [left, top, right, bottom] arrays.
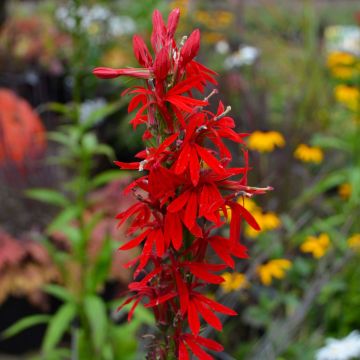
[[316, 331, 360, 360], [55, 4, 136, 38], [223, 45, 260, 69]]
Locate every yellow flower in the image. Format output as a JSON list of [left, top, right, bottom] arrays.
[[338, 183, 352, 199], [348, 234, 360, 252], [330, 66, 355, 80], [245, 211, 281, 238], [257, 259, 292, 286], [300, 233, 330, 258], [327, 51, 356, 68], [202, 32, 224, 44], [220, 272, 249, 293], [216, 11, 234, 27], [334, 85, 360, 112], [294, 144, 323, 164], [247, 131, 285, 153]]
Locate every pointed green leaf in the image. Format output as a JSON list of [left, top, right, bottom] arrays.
[[84, 295, 108, 350], [26, 189, 69, 207], [42, 303, 77, 353], [2, 315, 50, 339], [43, 284, 74, 303]]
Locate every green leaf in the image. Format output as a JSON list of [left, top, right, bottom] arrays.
[[43, 284, 74, 303], [47, 206, 80, 234], [82, 132, 98, 153], [91, 170, 131, 188], [94, 144, 115, 160], [26, 189, 69, 207], [2, 315, 50, 339], [87, 234, 112, 292], [42, 302, 77, 353], [312, 135, 350, 152], [84, 295, 108, 350], [300, 171, 347, 203], [48, 131, 73, 146], [81, 100, 125, 130], [40, 102, 75, 118]]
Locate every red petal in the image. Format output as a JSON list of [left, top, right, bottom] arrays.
[[154, 45, 171, 81], [167, 8, 180, 40], [151, 10, 166, 52], [209, 237, 235, 268], [195, 299, 223, 331], [175, 272, 189, 315], [155, 228, 165, 257], [145, 291, 177, 307], [93, 67, 121, 79], [189, 147, 200, 186], [195, 293, 237, 316], [195, 336, 224, 351], [165, 212, 183, 250], [187, 264, 225, 284], [119, 229, 150, 251], [174, 143, 191, 174], [188, 301, 200, 336], [133, 34, 152, 67], [114, 161, 139, 170], [127, 298, 141, 321], [179, 342, 190, 360], [195, 145, 224, 174], [180, 29, 201, 67], [128, 94, 146, 113], [168, 190, 191, 213], [185, 337, 214, 360], [183, 191, 197, 231]]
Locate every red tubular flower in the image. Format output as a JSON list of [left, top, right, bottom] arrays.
[[93, 8, 271, 360]]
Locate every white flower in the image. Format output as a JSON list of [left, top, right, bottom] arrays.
[[215, 40, 230, 54], [316, 331, 360, 360], [108, 16, 136, 37], [224, 45, 260, 69], [55, 4, 136, 36]]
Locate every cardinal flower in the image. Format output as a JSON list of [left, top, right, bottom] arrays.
[[93, 8, 270, 360]]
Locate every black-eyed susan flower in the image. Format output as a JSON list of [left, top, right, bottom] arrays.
[[300, 233, 330, 258], [327, 51, 358, 80], [257, 259, 292, 286], [294, 144, 323, 164], [220, 272, 249, 293], [247, 131, 285, 153], [347, 234, 360, 252], [334, 85, 360, 112]]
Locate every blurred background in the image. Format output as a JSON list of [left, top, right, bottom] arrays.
[[0, 0, 360, 359]]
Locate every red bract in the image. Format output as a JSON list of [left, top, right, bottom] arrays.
[[93, 8, 270, 360]]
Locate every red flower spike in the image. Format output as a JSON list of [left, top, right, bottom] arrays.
[[93, 7, 271, 359]]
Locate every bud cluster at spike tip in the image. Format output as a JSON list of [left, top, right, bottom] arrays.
[[93, 8, 271, 360]]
